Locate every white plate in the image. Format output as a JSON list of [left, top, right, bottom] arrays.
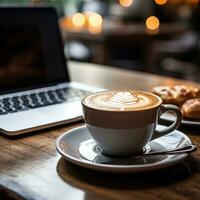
[[161, 112, 200, 126], [56, 125, 192, 173]]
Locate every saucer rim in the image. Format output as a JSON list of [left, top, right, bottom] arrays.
[[56, 125, 190, 173]]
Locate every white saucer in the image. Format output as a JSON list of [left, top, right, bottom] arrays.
[[161, 112, 200, 126], [56, 125, 192, 173]]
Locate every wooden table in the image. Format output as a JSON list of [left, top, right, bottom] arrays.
[[0, 61, 200, 200]]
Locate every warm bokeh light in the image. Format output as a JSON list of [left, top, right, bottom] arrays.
[[72, 13, 86, 28], [146, 16, 160, 31], [154, 0, 168, 5], [88, 13, 103, 28], [119, 0, 134, 7]]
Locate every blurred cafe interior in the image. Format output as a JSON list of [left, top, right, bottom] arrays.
[[0, 0, 199, 81], [1, 1, 200, 200], [5, 0, 198, 82]]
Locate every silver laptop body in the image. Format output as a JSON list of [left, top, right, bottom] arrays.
[[0, 7, 103, 136]]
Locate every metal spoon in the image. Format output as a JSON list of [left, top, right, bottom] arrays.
[[91, 145, 197, 165], [143, 144, 197, 156]]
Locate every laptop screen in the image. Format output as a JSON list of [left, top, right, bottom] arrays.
[[0, 7, 69, 95]]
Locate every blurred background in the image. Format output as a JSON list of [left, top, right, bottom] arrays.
[[1, 0, 199, 82]]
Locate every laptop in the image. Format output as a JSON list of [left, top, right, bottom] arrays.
[[0, 6, 103, 136]]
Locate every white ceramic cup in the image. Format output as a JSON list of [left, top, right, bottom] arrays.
[[82, 90, 182, 157]]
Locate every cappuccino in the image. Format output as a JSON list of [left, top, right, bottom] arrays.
[[83, 90, 161, 111], [82, 89, 182, 156]]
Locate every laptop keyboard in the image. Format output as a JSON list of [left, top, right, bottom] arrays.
[[0, 87, 91, 115]]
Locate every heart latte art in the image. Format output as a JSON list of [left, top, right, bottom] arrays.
[[83, 90, 161, 111]]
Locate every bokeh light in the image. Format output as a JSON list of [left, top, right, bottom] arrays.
[[88, 13, 103, 28], [119, 0, 134, 7], [146, 16, 160, 31], [154, 0, 168, 5], [72, 13, 86, 28]]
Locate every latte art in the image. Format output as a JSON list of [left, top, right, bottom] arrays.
[[107, 92, 139, 110], [110, 92, 138, 104], [83, 90, 161, 111]]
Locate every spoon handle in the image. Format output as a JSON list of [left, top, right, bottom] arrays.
[[144, 144, 197, 156]]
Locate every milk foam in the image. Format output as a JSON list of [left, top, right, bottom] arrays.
[[107, 92, 139, 110], [84, 90, 160, 111]]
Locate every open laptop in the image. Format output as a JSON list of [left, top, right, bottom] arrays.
[[0, 6, 103, 136]]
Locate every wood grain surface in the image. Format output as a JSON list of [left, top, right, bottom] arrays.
[[0, 61, 200, 200]]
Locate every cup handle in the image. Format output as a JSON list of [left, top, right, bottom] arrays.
[[151, 104, 182, 140]]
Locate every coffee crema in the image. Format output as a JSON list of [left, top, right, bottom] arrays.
[[83, 90, 161, 111]]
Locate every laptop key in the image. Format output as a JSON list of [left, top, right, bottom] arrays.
[[4, 106, 17, 113], [0, 108, 8, 115], [13, 105, 26, 111]]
